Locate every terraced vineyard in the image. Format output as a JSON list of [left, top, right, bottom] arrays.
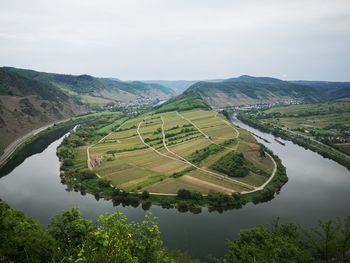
[[86, 109, 276, 195]]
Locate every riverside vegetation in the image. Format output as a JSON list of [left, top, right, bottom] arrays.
[[1, 199, 350, 263], [237, 101, 350, 171], [57, 108, 287, 211]]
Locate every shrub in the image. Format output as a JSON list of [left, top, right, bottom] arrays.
[[98, 178, 111, 187], [211, 152, 249, 177], [177, 189, 202, 200], [141, 190, 150, 199]]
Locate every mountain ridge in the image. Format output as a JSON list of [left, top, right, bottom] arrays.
[[157, 75, 350, 111]]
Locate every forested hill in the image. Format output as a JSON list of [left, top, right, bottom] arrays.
[[173, 75, 350, 109], [0, 68, 88, 154], [291, 80, 350, 101]]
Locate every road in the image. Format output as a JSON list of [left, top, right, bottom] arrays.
[[0, 118, 71, 168]]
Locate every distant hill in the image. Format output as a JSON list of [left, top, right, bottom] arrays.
[[290, 80, 350, 100], [183, 75, 322, 108], [143, 80, 198, 94], [0, 67, 88, 153], [3, 67, 175, 106], [157, 75, 350, 111]]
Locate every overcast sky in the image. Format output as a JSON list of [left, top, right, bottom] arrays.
[[0, 0, 349, 81]]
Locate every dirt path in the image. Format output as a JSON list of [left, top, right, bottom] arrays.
[[242, 152, 277, 194]]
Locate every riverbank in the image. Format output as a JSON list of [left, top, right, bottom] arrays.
[[237, 113, 350, 171]]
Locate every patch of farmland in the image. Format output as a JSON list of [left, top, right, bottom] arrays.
[[238, 142, 274, 173], [72, 146, 88, 171], [202, 125, 237, 139], [181, 109, 215, 120], [162, 112, 192, 129], [185, 170, 252, 192], [90, 136, 144, 155], [119, 173, 166, 192], [105, 129, 137, 140], [167, 138, 212, 158], [143, 177, 224, 194], [115, 147, 189, 176], [234, 172, 269, 187]]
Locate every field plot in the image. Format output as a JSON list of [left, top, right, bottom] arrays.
[[88, 109, 275, 194]]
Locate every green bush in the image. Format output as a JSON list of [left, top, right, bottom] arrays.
[[211, 152, 249, 177]]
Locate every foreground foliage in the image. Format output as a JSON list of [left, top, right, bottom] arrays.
[[1, 199, 350, 262]]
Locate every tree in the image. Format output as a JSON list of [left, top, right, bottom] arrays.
[[259, 146, 266, 158], [141, 190, 150, 199], [76, 212, 174, 263], [232, 192, 241, 201], [224, 219, 313, 262], [0, 200, 57, 262], [48, 208, 93, 256]]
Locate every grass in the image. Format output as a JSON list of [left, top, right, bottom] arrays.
[[335, 143, 350, 155], [97, 116, 128, 134]]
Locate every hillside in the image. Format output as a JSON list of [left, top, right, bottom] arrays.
[[0, 68, 88, 154], [3, 67, 175, 106], [291, 80, 350, 100], [155, 90, 209, 113], [184, 75, 324, 108]]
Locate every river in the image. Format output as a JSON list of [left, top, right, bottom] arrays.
[[0, 115, 349, 259]]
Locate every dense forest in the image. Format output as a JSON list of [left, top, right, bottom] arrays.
[[1, 199, 349, 262]]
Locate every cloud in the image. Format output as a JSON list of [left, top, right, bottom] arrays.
[[0, 0, 349, 80]]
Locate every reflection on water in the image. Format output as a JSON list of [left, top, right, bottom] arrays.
[[0, 116, 349, 259]]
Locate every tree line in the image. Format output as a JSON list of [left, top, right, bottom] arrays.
[[1, 199, 350, 262]]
